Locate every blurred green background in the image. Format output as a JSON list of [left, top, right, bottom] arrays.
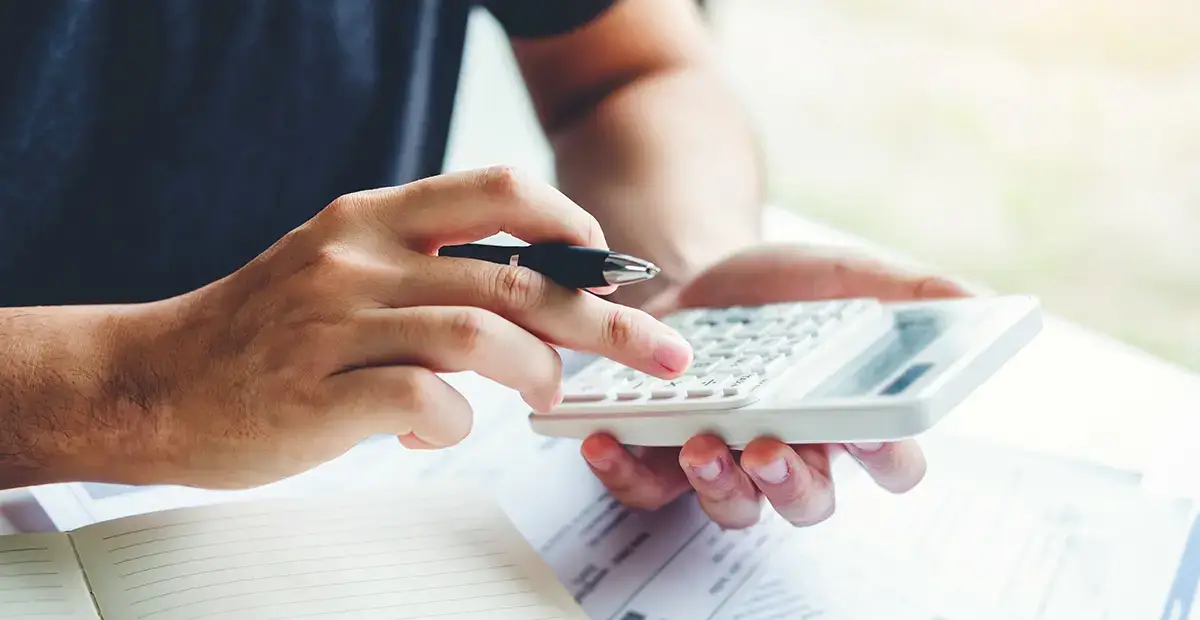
[[707, 0, 1200, 371]]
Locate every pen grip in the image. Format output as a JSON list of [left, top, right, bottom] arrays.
[[436, 243, 516, 264], [519, 243, 611, 289], [437, 243, 610, 288]]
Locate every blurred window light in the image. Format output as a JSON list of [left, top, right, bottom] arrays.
[[707, 0, 1200, 371]]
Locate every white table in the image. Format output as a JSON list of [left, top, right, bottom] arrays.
[[4, 206, 1199, 535]]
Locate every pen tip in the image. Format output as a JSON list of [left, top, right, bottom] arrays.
[[603, 253, 661, 285]]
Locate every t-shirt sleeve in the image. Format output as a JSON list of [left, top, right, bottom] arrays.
[[481, 0, 618, 39]]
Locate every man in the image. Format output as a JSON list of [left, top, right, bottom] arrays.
[[0, 0, 963, 529]]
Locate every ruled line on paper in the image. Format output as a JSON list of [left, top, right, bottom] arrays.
[[0, 535, 97, 619], [71, 492, 584, 620], [128, 564, 517, 606], [135, 578, 533, 618], [0, 597, 68, 604], [101, 502, 479, 542], [107, 514, 484, 554], [0, 559, 52, 566], [0, 584, 64, 592], [0, 571, 57, 579], [124, 552, 511, 592], [113, 523, 493, 568], [117, 532, 498, 578], [120, 549, 519, 611], [0, 546, 49, 554], [285, 600, 563, 620], [141, 586, 540, 620]]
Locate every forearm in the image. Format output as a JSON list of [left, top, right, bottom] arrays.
[[0, 306, 145, 489], [550, 66, 764, 307]]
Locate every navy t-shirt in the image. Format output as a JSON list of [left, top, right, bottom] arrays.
[[0, 0, 615, 306]]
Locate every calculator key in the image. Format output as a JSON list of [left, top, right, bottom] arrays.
[[814, 312, 839, 327], [722, 374, 761, 397], [650, 388, 679, 399], [562, 391, 608, 403], [686, 387, 715, 398], [761, 325, 789, 337], [739, 356, 765, 369], [617, 380, 646, 392], [722, 316, 752, 325], [840, 299, 872, 317], [615, 390, 643, 400], [755, 356, 790, 378], [709, 344, 742, 356], [813, 301, 841, 315]]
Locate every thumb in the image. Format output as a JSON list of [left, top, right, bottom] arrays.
[[327, 366, 474, 449]]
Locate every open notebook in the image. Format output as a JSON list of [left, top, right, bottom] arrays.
[[0, 485, 586, 620]]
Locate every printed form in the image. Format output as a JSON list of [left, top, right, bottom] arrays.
[[719, 438, 1197, 620]]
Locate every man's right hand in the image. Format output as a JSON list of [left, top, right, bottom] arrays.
[[91, 167, 693, 489]]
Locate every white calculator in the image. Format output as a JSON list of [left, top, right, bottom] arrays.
[[530, 295, 1042, 447]]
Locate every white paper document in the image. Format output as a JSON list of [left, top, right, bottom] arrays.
[[718, 438, 1196, 620], [29, 369, 1198, 619], [30, 370, 793, 620]]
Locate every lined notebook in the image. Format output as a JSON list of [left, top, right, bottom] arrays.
[[0, 486, 585, 620]]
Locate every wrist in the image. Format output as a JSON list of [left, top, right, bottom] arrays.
[[0, 303, 173, 488]]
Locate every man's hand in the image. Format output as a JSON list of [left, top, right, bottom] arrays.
[[69, 167, 693, 490], [581, 244, 968, 528]]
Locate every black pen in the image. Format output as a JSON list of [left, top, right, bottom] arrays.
[[437, 242, 660, 289]]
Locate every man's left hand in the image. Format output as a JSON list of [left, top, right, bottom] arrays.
[[581, 244, 968, 528]]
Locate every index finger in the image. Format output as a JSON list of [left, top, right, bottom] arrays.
[[358, 166, 608, 253], [399, 254, 693, 378]]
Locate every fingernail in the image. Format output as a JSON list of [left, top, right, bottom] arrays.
[[653, 331, 693, 373], [753, 458, 789, 484], [691, 460, 723, 482], [588, 285, 619, 296], [585, 453, 614, 472], [850, 442, 884, 453], [401, 432, 444, 449]]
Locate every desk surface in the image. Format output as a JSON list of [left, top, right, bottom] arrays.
[[4, 206, 1199, 534]]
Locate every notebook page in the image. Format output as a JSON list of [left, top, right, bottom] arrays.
[[0, 533, 99, 620], [70, 487, 585, 620]]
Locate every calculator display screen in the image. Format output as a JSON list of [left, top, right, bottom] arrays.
[[809, 308, 950, 398]]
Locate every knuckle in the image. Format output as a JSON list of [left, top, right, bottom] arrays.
[[477, 165, 526, 202], [322, 194, 361, 222], [445, 308, 487, 354], [493, 265, 545, 311], [306, 242, 358, 279], [602, 308, 640, 349], [702, 480, 743, 504]]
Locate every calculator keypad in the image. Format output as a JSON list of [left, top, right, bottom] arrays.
[[552, 299, 883, 412]]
